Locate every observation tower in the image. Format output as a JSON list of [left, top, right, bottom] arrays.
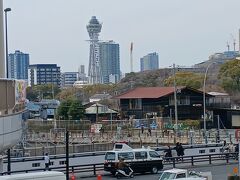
[[87, 16, 102, 84]]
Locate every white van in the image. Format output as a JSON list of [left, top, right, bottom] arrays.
[[104, 143, 163, 175], [0, 171, 66, 180]]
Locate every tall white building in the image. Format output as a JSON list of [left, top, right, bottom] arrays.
[[140, 52, 159, 72]]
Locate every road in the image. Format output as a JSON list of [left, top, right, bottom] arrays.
[[82, 163, 238, 180]]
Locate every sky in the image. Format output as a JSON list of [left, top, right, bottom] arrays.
[[3, 0, 240, 73]]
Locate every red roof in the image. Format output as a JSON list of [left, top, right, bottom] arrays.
[[115, 87, 184, 99]]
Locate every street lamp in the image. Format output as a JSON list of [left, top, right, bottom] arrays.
[[4, 8, 11, 78], [203, 62, 215, 144]]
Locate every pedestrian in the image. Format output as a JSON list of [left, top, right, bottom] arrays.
[[141, 124, 144, 134], [164, 145, 172, 162], [44, 153, 50, 170], [148, 128, 152, 136], [179, 143, 185, 161], [175, 142, 180, 161]]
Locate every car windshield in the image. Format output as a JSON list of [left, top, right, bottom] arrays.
[[105, 152, 115, 160], [159, 172, 176, 180]]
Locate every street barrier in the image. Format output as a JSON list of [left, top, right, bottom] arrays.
[[0, 152, 239, 176]]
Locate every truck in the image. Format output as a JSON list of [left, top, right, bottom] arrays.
[[158, 168, 212, 180]]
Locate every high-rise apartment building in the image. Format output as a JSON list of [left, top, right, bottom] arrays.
[[62, 72, 78, 87], [28, 64, 61, 87], [140, 52, 159, 72], [8, 50, 29, 80], [99, 41, 120, 84]]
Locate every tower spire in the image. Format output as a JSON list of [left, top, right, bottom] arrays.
[[87, 16, 102, 84]]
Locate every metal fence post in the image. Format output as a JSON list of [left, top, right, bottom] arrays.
[[173, 158, 176, 168], [226, 153, 229, 163], [209, 155, 211, 164], [191, 156, 194, 166], [93, 164, 96, 176]]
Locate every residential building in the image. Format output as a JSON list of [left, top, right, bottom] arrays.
[[62, 72, 78, 87], [140, 52, 159, 72], [85, 103, 117, 122], [78, 65, 88, 82], [99, 41, 120, 84], [8, 50, 29, 80], [115, 86, 240, 129], [28, 64, 61, 87], [89, 93, 112, 103]]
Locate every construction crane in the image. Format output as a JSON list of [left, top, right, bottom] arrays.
[[226, 41, 230, 52]]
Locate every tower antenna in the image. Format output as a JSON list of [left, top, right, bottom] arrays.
[[130, 42, 133, 72]]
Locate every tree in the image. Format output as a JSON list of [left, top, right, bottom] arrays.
[[26, 84, 61, 101], [164, 72, 203, 89], [218, 59, 240, 93], [67, 99, 85, 120], [57, 98, 85, 120], [57, 99, 72, 120]]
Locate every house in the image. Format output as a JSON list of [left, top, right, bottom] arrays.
[[85, 103, 118, 122], [114, 86, 240, 129]]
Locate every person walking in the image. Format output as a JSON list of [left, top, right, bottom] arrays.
[[164, 145, 172, 162], [141, 124, 144, 134], [148, 128, 152, 136], [179, 143, 185, 161], [44, 153, 50, 170]]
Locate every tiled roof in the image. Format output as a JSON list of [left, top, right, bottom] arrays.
[[115, 87, 182, 99]]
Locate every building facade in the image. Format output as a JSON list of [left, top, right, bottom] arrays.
[[28, 64, 61, 87], [62, 72, 78, 87], [115, 86, 240, 129], [140, 52, 159, 72], [8, 50, 29, 80], [99, 41, 120, 84]]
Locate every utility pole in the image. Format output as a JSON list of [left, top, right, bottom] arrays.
[[173, 64, 178, 131], [66, 130, 69, 180], [217, 115, 220, 143]]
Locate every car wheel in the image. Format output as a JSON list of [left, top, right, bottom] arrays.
[[151, 166, 158, 174]]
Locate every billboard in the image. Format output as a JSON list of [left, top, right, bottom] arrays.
[[15, 80, 27, 104]]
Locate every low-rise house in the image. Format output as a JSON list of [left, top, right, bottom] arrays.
[[115, 86, 240, 129]]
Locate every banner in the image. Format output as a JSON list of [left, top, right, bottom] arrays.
[[15, 80, 27, 104]]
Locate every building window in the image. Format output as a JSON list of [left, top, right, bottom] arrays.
[[199, 150, 205, 154], [169, 95, 190, 106], [135, 151, 147, 159], [129, 99, 142, 109]]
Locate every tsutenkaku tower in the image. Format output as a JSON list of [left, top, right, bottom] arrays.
[[87, 16, 102, 84]]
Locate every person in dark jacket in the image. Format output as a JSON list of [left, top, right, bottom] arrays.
[[179, 143, 184, 161], [164, 145, 172, 161]]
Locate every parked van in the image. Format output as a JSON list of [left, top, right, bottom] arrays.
[[104, 143, 163, 174], [0, 171, 66, 180]]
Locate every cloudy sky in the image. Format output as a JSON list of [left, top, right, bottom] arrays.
[[3, 0, 240, 73]]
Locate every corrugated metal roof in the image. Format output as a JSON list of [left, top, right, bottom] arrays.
[[85, 103, 118, 114]]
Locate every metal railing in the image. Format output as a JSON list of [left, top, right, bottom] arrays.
[[0, 152, 238, 176]]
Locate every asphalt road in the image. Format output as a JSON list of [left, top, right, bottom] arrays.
[[82, 163, 238, 180]]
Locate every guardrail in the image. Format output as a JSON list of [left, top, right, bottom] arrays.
[[0, 152, 238, 176]]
